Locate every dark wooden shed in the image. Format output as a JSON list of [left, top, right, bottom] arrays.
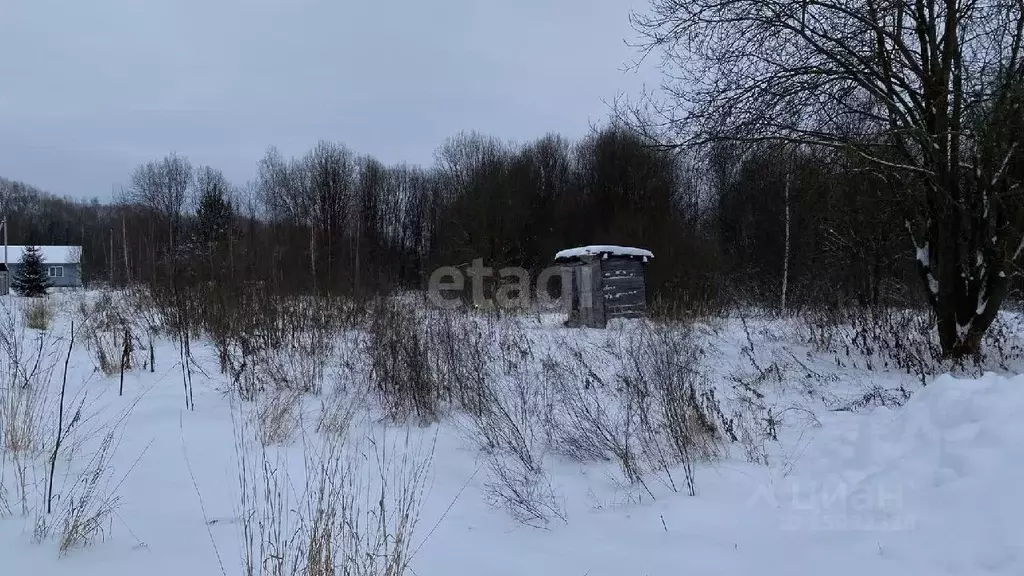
[[554, 245, 653, 328]]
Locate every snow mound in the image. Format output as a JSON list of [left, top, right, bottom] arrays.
[[768, 373, 1024, 574], [881, 373, 1024, 572]]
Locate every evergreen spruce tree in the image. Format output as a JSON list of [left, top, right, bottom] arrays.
[[194, 186, 233, 248], [11, 246, 51, 297]]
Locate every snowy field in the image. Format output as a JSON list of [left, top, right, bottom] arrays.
[[0, 291, 1022, 576]]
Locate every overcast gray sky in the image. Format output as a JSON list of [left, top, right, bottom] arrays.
[[0, 0, 658, 200]]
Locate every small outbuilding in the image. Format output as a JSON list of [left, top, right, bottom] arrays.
[[554, 245, 653, 328]]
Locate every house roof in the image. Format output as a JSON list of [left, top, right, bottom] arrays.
[[2, 245, 82, 264], [554, 245, 654, 263]]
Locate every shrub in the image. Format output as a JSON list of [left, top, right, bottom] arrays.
[[425, 308, 490, 416], [77, 292, 142, 377], [366, 296, 437, 422], [794, 305, 1024, 383], [469, 319, 565, 526]]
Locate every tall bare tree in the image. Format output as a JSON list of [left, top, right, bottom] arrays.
[[305, 141, 355, 291], [127, 152, 193, 253], [632, 0, 1024, 356]]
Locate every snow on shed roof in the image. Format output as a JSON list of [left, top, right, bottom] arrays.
[[554, 245, 653, 262], [3, 245, 82, 264]]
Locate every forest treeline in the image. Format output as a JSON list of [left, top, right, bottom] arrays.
[[0, 124, 928, 312]]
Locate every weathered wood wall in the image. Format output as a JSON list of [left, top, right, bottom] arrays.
[[564, 256, 648, 328], [602, 257, 648, 320], [565, 258, 605, 328]]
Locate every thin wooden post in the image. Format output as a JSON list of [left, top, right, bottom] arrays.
[[122, 214, 130, 283], [3, 217, 8, 298]]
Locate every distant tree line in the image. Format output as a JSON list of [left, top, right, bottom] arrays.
[[0, 123, 934, 315], [6, 0, 1023, 361]]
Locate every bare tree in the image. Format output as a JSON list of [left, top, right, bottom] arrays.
[[0, 178, 13, 217], [256, 146, 311, 225], [126, 153, 193, 253], [305, 141, 355, 292], [632, 0, 1024, 357]]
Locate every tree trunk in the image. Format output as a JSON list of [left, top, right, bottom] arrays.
[[781, 170, 791, 314], [923, 176, 1012, 360]]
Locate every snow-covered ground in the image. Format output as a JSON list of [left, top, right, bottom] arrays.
[[1, 292, 1022, 575]]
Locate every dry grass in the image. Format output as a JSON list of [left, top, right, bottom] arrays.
[[236, 403, 434, 576], [0, 302, 137, 557], [357, 299, 728, 520], [0, 317, 60, 516], [76, 292, 145, 376], [467, 320, 565, 526], [24, 298, 55, 331], [317, 381, 363, 440], [255, 388, 304, 446], [41, 360, 138, 556], [615, 322, 723, 495], [54, 430, 122, 555], [425, 308, 491, 416], [1, 371, 51, 456]]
